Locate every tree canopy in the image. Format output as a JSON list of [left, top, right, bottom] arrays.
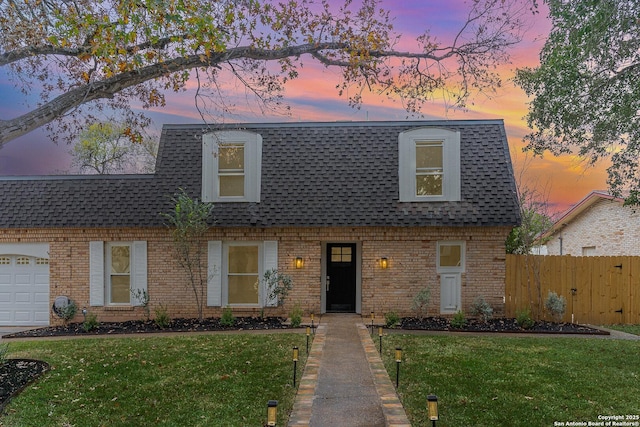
[[516, 0, 640, 204], [1, 0, 530, 146], [71, 122, 157, 174]]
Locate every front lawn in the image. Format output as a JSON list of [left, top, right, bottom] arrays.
[[381, 335, 640, 427], [2, 333, 307, 426], [605, 324, 640, 336]]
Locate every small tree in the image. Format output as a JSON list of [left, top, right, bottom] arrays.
[[261, 269, 293, 311], [162, 189, 213, 321], [71, 121, 157, 174], [411, 287, 431, 320]]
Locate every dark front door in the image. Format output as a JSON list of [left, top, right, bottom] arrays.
[[326, 243, 356, 312]]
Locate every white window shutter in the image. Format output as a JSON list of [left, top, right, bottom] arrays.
[[131, 241, 148, 306], [207, 241, 222, 306], [89, 241, 105, 306], [263, 241, 278, 307], [202, 134, 216, 202]]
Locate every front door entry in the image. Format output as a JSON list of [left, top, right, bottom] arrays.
[[326, 243, 357, 312]]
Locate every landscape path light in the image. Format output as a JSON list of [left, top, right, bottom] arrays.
[[427, 394, 439, 427], [371, 311, 375, 333], [267, 400, 278, 426], [292, 346, 299, 387], [378, 326, 383, 353], [395, 347, 402, 388], [306, 327, 311, 353]]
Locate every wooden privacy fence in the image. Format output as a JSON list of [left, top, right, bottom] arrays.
[[505, 254, 640, 325]]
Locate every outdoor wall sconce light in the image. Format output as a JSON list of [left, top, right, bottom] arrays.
[[267, 400, 278, 426], [427, 394, 439, 426], [292, 346, 299, 386], [380, 257, 389, 269], [295, 257, 304, 269], [395, 347, 402, 388]]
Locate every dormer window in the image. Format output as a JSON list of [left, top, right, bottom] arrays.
[[416, 141, 444, 196], [218, 143, 245, 197], [202, 131, 262, 202], [398, 128, 460, 202]]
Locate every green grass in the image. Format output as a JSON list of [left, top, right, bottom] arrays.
[[381, 335, 640, 427], [605, 324, 640, 336], [2, 333, 307, 426]]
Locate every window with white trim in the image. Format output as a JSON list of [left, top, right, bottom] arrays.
[[398, 128, 461, 202], [437, 241, 466, 273], [207, 241, 278, 308], [227, 244, 260, 305], [89, 241, 147, 307], [107, 243, 132, 304], [202, 131, 262, 202]]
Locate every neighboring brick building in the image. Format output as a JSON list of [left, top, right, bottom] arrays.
[[0, 120, 520, 326], [542, 191, 640, 256]]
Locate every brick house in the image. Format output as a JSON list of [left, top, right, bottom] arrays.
[[542, 190, 640, 256], [0, 120, 520, 326]]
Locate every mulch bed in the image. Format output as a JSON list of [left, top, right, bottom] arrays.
[[0, 315, 607, 411], [2, 316, 288, 339], [0, 359, 49, 413], [398, 316, 609, 335]]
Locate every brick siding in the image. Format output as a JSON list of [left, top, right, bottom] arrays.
[[546, 199, 640, 256], [1, 226, 510, 325]]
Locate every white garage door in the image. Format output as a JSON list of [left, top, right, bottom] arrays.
[[0, 254, 50, 326]]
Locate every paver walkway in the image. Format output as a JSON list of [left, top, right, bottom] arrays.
[[288, 314, 410, 427]]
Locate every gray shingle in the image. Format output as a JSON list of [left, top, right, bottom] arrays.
[[0, 120, 521, 229]]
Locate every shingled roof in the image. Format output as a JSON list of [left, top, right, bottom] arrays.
[[0, 120, 520, 229]]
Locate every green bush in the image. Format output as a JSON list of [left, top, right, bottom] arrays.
[[60, 300, 78, 323], [470, 296, 494, 323], [545, 291, 567, 322], [220, 306, 235, 327], [154, 304, 171, 329], [289, 305, 303, 328], [451, 310, 467, 329], [411, 287, 431, 320], [516, 308, 534, 329], [82, 312, 100, 332], [385, 311, 400, 328]]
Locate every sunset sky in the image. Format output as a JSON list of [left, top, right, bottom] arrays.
[[0, 0, 610, 216]]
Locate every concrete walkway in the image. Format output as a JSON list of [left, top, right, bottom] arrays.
[[288, 314, 410, 427]]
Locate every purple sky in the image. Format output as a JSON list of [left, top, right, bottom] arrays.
[[0, 0, 607, 214]]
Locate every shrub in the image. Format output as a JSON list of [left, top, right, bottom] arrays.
[[384, 311, 400, 328], [154, 304, 171, 329], [450, 310, 467, 329], [220, 306, 235, 327], [470, 296, 494, 323], [53, 298, 78, 324], [289, 304, 303, 328], [411, 287, 431, 320], [545, 291, 567, 322], [516, 308, 534, 329], [82, 313, 100, 332], [131, 288, 151, 321], [262, 269, 293, 308]]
